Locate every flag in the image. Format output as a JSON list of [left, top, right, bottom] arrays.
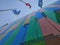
[[12, 10, 21, 15], [19, 0, 31, 8], [38, 0, 43, 8], [25, 3, 31, 8]]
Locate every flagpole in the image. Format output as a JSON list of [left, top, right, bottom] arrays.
[[0, 8, 16, 12], [19, 0, 26, 4]]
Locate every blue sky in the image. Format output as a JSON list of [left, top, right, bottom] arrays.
[[0, 0, 58, 27]]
